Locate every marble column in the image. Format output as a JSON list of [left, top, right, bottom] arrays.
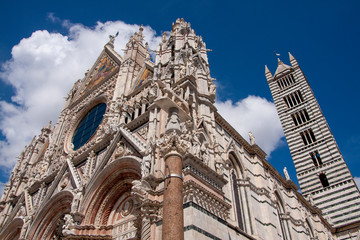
[[162, 152, 184, 240], [161, 107, 184, 240]]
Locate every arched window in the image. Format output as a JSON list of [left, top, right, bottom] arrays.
[[275, 192, 289, 240], [231, 171, 244, 230], [229, 153, 245, 231], [319, 173, 329, 187]]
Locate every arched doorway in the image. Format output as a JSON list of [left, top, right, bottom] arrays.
[[27, 191, 73, 240], [80, 156, 141, 239]]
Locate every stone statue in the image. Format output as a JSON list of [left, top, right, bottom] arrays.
[[209, 82, 216, 96], [154, 65, 162, 80], [115, 142, 126, 157], [141, 138, 154, 178], [165, 108, 180, 133], [71, 189, 83, 213], [283, 167, 290, 180], [192, 133, 201, 158], [62, 214, 75, 236], [215, 159, 225, 175], [179, 64, 186, 78], [248, 131, 255, 145], [307, 194, 314, 205], [162, 32, 167, 43], [131, 179, 152, 201], [202, 146, 210, 166]]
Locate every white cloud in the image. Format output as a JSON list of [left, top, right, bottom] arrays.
[[355, 177, 360, 189], [215, 96, 284, 156], [0, 19, 162, 170]]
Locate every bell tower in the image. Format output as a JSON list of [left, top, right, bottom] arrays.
[[265, 53, 360, 229]]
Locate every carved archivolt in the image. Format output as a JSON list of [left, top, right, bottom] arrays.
[[27, 191, 73, 240], [0, 218, 23, 240], [80, 157, 141, 225]]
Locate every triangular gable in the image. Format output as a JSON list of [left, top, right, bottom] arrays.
[[132, 63, 153, 91], [81, 55, 119, 95], [90, 127, 146, 179], [73, 49, 121, 101], [196, 118, 212, 144]]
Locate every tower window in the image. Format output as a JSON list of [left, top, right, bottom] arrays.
[[283, 90, 304, 108], [300, 129, 316, 145], [310, 151, 322, 166], [277, 74, 295, 90], [319, 173, 330, 187], [291, 109, 310, 126]]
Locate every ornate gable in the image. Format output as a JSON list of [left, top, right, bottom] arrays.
[[76, 53, 120, 99], [132, 64, 153, 91]]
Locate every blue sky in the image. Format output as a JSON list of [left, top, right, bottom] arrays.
[[0, 0, 359, 189]]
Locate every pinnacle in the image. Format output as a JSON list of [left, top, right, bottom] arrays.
[[289, 52, 295, 61], [265, 65, 271, 74]]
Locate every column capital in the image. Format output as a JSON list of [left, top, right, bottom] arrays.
[[158, 130, 188, 157]]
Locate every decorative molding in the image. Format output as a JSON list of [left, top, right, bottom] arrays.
[[183, 180, 230, 220]]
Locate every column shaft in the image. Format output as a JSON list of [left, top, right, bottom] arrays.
[[162, 154, 184, 240]]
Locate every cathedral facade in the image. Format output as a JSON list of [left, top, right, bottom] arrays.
[[0, 19, 336, 240]]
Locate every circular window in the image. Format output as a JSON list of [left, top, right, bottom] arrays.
[[72, 103, 106, 150]]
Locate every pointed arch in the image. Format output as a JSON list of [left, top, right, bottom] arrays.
[[274, 190, 286, 214], [274, 190, 290, 240], [27, 190, 73, 240], [228, 151, 246, 231], [0, 217, 23, 240], [228, 151, 244, 178], [81, 156, 141, 226]]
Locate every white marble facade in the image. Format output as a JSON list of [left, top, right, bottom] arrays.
[[0, 19, 336, 240]]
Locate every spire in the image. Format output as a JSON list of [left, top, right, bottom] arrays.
[[288, 52, 294, 61], [46, 120, 52, 129], [139, 24, 144, 39], [288, 52, 298, 66], [265, 65, 271, 74], [265, 65, 273, 81]]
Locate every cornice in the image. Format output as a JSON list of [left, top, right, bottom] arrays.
[[214, 112, 266, 159]]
